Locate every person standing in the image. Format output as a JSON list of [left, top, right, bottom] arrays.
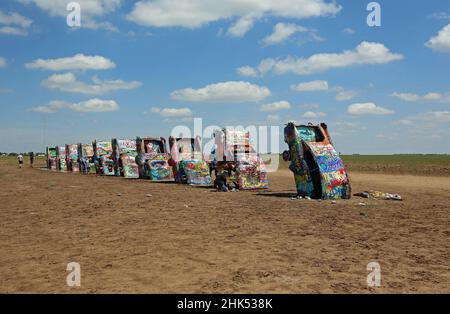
[[17, 153, 24, 168], [29, 152, 34, 168]]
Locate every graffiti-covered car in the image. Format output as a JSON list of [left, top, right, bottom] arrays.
[[78, 143, 96, 174], [93, 140, 114, 175], [46, 146, 57, 170], [169, 136, 211, 186], [56, 145, 66, 171], [283, 122, 351, 199], [65, 144, 80, 172], [136, 136, 174, 181], [112, 138, 139, 178], [213, 128, 268, 190]]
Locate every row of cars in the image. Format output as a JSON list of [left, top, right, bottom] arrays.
[[45, 130, 269, 190], [44, 123, 352, 198]]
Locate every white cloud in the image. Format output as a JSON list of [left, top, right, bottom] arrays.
[[149, 107, 193, 117], [0, 10, 32, 27], [127, 0, 341, 37], [25, 54, 116, 71], [262, 22, 310, 46], [171, 81, 271, 102], [0, 26, 27, 36], [426, 24, 450, 53], [240, 41, 403, 76], [291, 80, 328, 92], [334, 88, 358, 101], [347, 102, 395, 115], [236, 65, 259, 77], [30, 98, 119, 113], [391, 91, 450, 103], [41, 72, 142, 95], [428, 12, 450, 20], [267, 114, 280, 123], [343, 27, 355, 35], [18, 0, 121, 16], [302, 111, 326, 118], [0, 57, 6, 67], [18, 0, 121, 31], [260, 100, 291, 112]]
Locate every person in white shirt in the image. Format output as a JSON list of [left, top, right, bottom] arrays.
[[17, 154, 24, 168]]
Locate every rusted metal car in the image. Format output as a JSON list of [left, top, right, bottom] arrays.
[[46, 146, 57, 171], [111, 138, 139, 178], [136, 136, 174, 181], [213, 128, 268, 190], [78, 143, 96, 174], [65, 144, 79, 172], [56, 145, 66, 171], [283, 122, 351, 199], [93, 140, 114, 175], [168, 136, 211, 186]]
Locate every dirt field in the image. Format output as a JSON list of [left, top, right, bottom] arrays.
[[0, 160, 449, 293]]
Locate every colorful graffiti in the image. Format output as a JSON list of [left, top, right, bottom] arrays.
[[179, 160, 212, 185], [95, 141, 114, 176], [284, 123, 351, 199], [112, 139, 139, 178], [66, 144, 79, 172], [46, 147, 57, 171]]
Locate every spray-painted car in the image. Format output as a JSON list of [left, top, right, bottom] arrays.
[[213, 129, 268, 190], [56, 145, 67, 171], [283, 122, 351, 199], [46, 146, 57, 170], [65, 144, 80, 172], [93, 140, 114, 175], [78, 143, 96, 174], [112, 138, 139, 178], [169, 136, 211, 186], [136, 136, 174, 181]]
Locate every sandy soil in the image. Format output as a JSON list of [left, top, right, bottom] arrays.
[[0, 163, 449, 293]]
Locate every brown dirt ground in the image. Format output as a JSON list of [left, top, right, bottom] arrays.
[[0, 162, 449, 293]]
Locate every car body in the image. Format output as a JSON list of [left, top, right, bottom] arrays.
[[283, 122, 351, 199], [65, 144, 79, 172], [78, 143, 96, 174], [168, 136, 211, 186], [136, 136, 174, 181], [213, 129, 268, 190], [56, 145, 66, 171], [112, 138, 139, 178], [93, 140, 114, 176], [46, 146, 57, 171]]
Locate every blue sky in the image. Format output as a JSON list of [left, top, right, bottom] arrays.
[[1, 0, 450, 154]]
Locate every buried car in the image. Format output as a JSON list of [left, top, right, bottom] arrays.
[[112, 138, 139, 178], [78, 143, 96, 174], [213, 128, 268, 190], [283, 122, 351, 199], [46, 146, 57, 170], [93, 140, 114, 175], [168, 136, 211, 186], [65, 144, 80, 172], [136, 136, 174, 181], [56, 145, 67, 171]]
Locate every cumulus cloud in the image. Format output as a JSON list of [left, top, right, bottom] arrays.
[[0, 10, 32, 35], [291, 80, 328, 92], [260, 100, 291, 112], [18, 0, 121, 31], [334, 88, 358, 101], [236, 65, 259, 77], [262, 22, 311, 46], [170, 81, 271, 103], [391, 91, 450, 103], [127, 0, 341, 37], [30, 98, 119, 113], [0, 57, 6, 67], [41, 72, 141, 95], [149, 107, 193, 117], [347, 102, 394, 115], [397, 111, 450, 128], [343, 27, 355, 35], [239, 41, 403, 76], [25, 54, 116, 71], [426, 24, 450, 53], [302, 111, 326, 118]]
